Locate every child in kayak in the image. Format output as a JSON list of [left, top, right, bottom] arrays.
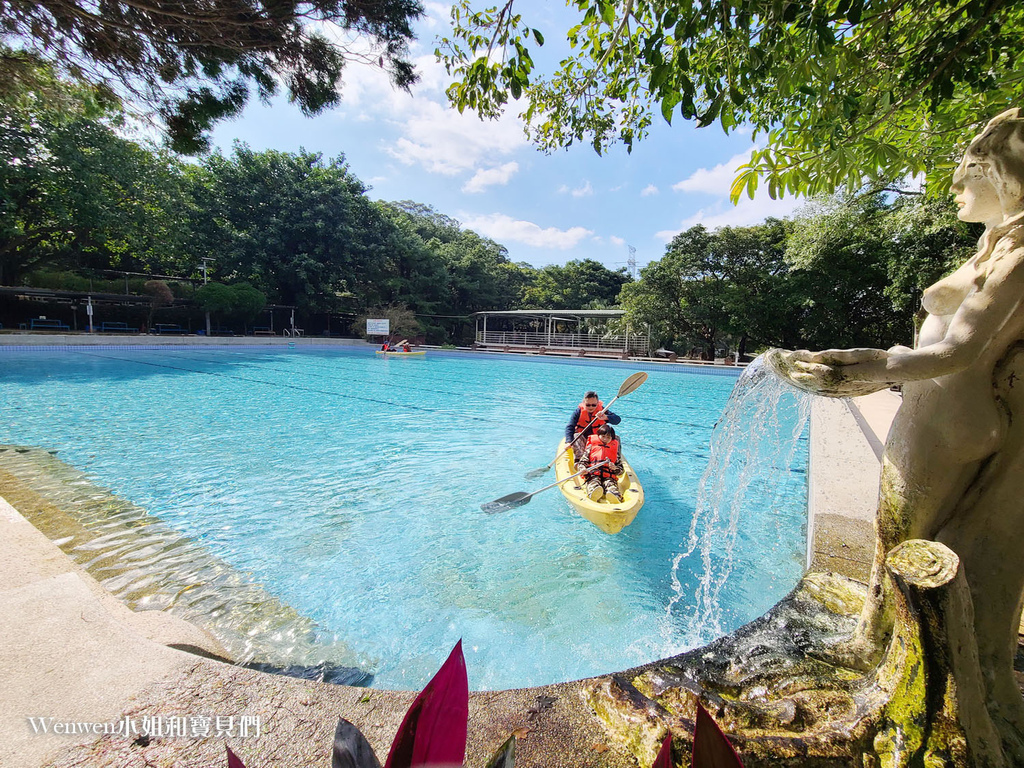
[[579, 425, 624, 502]]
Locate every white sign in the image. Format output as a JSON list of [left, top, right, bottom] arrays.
[[366, 319, 390, 335]]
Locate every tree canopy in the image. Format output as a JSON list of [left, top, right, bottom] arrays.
[[620, 194, 978, 357], [1, 0, 423, 151], [520, 258, 632, 309], [1, 66, 983, 349], [439, 0, 1024, 197], [0, 75, 191, 284]]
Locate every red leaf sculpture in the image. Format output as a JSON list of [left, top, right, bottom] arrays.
[[226, 744, 246, 768], [652, 734, 673, 768], [384, 640, 469, 768], [692, 702, 744, 768]]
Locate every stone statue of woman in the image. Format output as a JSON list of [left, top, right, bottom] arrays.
[[768, 108, 1024, 754]]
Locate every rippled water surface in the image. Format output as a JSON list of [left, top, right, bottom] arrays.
[[0, 346, 808, 689]]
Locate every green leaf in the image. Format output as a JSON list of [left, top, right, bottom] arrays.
[[730, 168, 752, 202], [661, 92, 681, 124], [650, 63, 671, 92], [532, 29, 545, 46]]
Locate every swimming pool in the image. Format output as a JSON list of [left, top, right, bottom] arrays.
[[0, 346, 808, 690]]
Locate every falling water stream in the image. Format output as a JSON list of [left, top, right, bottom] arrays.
[[667, 355, 813, 641]]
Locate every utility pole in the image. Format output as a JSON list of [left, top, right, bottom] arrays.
[[200, 257, 214, 336]]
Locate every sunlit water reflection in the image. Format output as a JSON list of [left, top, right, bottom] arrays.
[[0, 347, 808, 689]]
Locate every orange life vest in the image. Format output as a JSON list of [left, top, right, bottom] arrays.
[[585, 434, 619, 478], [574, 400, 606, 435]]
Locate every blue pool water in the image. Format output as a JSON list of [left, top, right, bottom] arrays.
[[0, 346, 808, 690]]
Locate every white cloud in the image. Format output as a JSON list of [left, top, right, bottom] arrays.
[[672, 150, 754, 195], [641, 184, 659, 197], [462, 162, 520, 193], [559, 181, 594, 197], [655, 146, 804, 241], [419, 1, 453, 28], [654, 194, 803, 242], [458, 213, 594, 249], [386, 99, 526, 176], [610, 235, 626, 247], [320, 46, 528, 177]]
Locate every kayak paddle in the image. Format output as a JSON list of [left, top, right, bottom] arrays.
[[525, 371, 648, 480], [482, 462, 610, 514]]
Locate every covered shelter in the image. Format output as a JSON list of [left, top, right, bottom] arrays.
[[471, 309, 648, 358]]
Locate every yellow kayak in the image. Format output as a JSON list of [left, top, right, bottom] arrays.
[[375, 350, 425, 357], [554, 439, 644, 534]]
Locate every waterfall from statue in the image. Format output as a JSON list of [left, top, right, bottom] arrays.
[[667, 355, 812, 640]]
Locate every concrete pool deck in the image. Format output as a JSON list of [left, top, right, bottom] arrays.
[[0, 349, 923, 768]]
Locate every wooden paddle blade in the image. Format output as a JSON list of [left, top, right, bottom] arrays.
[[481, 492, 531, 513], [524, 465, 550, 480], [618, 371, 649, 397]]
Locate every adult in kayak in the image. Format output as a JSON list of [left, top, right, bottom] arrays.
[[564, 389, 622, 467]]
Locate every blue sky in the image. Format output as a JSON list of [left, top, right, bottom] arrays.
[[209, 1, 804, 272]]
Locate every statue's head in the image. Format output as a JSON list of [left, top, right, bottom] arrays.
[[956, 108, 1024, 216]]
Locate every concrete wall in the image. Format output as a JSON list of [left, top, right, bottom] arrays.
[[806, 390, 901, 581]]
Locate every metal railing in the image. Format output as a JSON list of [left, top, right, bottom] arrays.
[[475, 331, 648, 356]]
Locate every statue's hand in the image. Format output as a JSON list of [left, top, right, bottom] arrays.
[[765, 348, 892, 398], [803, 348, 891, 366]]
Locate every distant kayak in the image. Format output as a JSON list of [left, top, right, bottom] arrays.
[[554, 439, 644, 534], [375, 350, 425, 357]]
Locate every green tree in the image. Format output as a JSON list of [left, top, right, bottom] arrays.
[[439, 0, 1023, 197], [2, 0, 423, 152], [142, 279, 174, 327], [708, 220, 797, 356], [0, 80, 192, 284], [195, 282, 267, 325], [520, 258, 631, 309], [375, 202, 454, 315], [620, 226, 730, 358], [620, 221, 796, 357], [439, 231, 525, 314], [189, 145, 392, 313], [382, 201, 529, 316], [786, 193, 976, 348]]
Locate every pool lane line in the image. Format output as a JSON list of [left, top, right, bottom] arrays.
[[69, 348, 725, 433], [69, 350, 500, 424], [157, 349, 490, 403], [147, 349, 703, 428]]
